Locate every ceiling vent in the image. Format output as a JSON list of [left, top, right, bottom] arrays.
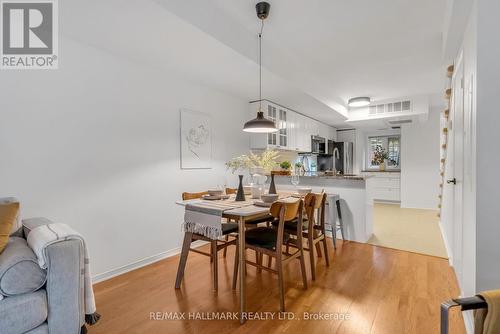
[[388, 119, 413, 125], [368, 100, 412, 116]]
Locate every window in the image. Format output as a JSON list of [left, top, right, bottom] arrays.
[[366, 135, 401, 169]]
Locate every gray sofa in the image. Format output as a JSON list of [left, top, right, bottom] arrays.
[[0, 199, 86, 334]]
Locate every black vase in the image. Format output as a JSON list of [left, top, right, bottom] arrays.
[[235, 175, 246, 201], [268, 174, 277, 194]]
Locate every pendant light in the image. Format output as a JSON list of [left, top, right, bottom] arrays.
[[243, 2, 278, 133]]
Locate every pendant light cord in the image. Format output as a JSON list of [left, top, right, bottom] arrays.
[[259, 19, 264, 112]]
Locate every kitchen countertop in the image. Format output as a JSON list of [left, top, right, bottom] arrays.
[[275, 173, 373, 181], [361, 170, 401, 173]]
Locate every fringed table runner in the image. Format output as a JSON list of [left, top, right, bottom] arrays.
[[183, 197, 255, 240]]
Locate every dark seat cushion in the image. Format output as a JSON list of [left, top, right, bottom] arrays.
[[222, 223, 238, 234], [244, 215, 275, 225], [271, 218, 309, 233], [245, 227, 289, 250]]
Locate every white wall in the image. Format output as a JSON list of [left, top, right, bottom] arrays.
[[475, 0, 500, 292], [400, 108, 441, 209], [0, 37, 249, 279]]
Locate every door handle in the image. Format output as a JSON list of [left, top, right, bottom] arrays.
[[446, 178, 457, 185]]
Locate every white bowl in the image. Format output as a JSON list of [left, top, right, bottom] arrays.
[[260, 193, 279, 203], [208, 189, 223, 196], [297, 187, 312, 195]]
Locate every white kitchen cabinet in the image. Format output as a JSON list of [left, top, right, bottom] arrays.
[[249, 101, 333, 153], [249, 101, 288, 150], [362, 171, 401, 202], [295, 113, 312, 152]]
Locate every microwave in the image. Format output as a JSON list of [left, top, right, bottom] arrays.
[[311, 135, 326, 154]]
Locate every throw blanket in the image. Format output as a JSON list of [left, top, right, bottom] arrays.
[[475, 290, 500, 334], [183, 204, 224, 240], [182, 198, 254, 239], [26, 222, 100, 325]]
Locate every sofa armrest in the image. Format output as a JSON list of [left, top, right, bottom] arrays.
[[46, 239, 85, 334], [22, 217, 85, 334]]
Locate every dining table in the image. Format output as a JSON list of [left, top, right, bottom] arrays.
[[175, 191, 340, 324]]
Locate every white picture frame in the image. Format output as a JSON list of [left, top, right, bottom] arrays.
[[180, 109, 212, 169]]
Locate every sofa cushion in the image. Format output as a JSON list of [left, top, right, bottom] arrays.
[[0, 198, 21, 236], [0, 237, 47, 296], [0, 201, 19, 254], [0, 289, 48, 334]]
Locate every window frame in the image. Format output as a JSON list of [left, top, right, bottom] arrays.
[[366, 135, 401, 170]]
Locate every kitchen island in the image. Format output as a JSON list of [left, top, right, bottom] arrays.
[[274, 174, 375, 243]]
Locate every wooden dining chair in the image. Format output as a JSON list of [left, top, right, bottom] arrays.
[[175, 191, 238, 291], [232, 199, 308, 312], [294, 192, 329, 280], [270, 192, 329, 280]]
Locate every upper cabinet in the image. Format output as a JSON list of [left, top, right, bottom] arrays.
[[249, 101, 336, 152]]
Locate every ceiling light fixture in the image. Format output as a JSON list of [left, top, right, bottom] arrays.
[[348, 97, 371, 108], [243, 2, 278, 133]]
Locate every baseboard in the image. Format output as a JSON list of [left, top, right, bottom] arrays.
[[438, 220, 453, 265], [92, 240, 208, 283]]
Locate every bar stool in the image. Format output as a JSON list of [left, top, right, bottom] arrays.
[[329, 196, 345, 249]]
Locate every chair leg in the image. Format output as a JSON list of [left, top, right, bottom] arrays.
[[232, 244, 239, 290], [315, 242, 322, 258], [223, 235, 229, 257], [322, 238, 329, 266], [309, 236, 316, 281], [256, 251, 262, 273], [337, 200, 345, 241], [299, 249, 308, 289], [175, 232, 192, 289], [277, 258, 285, 312], [211, 240, 218, 291], [332, 224, 337, 250]]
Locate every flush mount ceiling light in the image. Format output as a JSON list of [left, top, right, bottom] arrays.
[[348, 97, 371, 108], [243, 2, 278, 133]]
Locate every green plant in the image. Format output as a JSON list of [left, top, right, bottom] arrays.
[[371, 145, 395, 165], [295, 162, 303, 168], [280, 161, 291, 170], [226, 149, 279, 174]]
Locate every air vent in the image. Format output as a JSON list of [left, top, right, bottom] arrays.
[[388, 119, 412, 125], [368, 100, 412, 116]]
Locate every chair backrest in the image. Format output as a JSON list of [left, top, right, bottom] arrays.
[[270, 200, 304, 251], [225, 188, 237, 195], [182, 191, 208, 200], [304, 192, 327, 229]]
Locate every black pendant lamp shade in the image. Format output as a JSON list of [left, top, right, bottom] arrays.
[[243, 2, 278, 134], [243, 111, 277, 133]]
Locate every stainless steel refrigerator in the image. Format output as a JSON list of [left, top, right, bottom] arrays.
[[332, 142, 354, 175]]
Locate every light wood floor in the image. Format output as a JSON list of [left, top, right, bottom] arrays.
[[89, 240, 465, 334], [368, 204, 448, 258]]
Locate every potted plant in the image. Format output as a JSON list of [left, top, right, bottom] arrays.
[[272, 161, 291, 176], [371, 145, 395, 171]]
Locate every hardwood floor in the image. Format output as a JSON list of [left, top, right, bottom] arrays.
[[89, 240, 465, 334]]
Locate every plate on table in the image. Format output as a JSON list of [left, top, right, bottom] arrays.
[[202, 194, 230, 201], [253, 201, 273, 207]]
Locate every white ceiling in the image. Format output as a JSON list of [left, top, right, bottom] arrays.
[[63, 0, 450, 128]]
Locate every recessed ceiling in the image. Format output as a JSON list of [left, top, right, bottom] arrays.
[[62, 0, 449, 128], [160, 0, 448, 126]]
